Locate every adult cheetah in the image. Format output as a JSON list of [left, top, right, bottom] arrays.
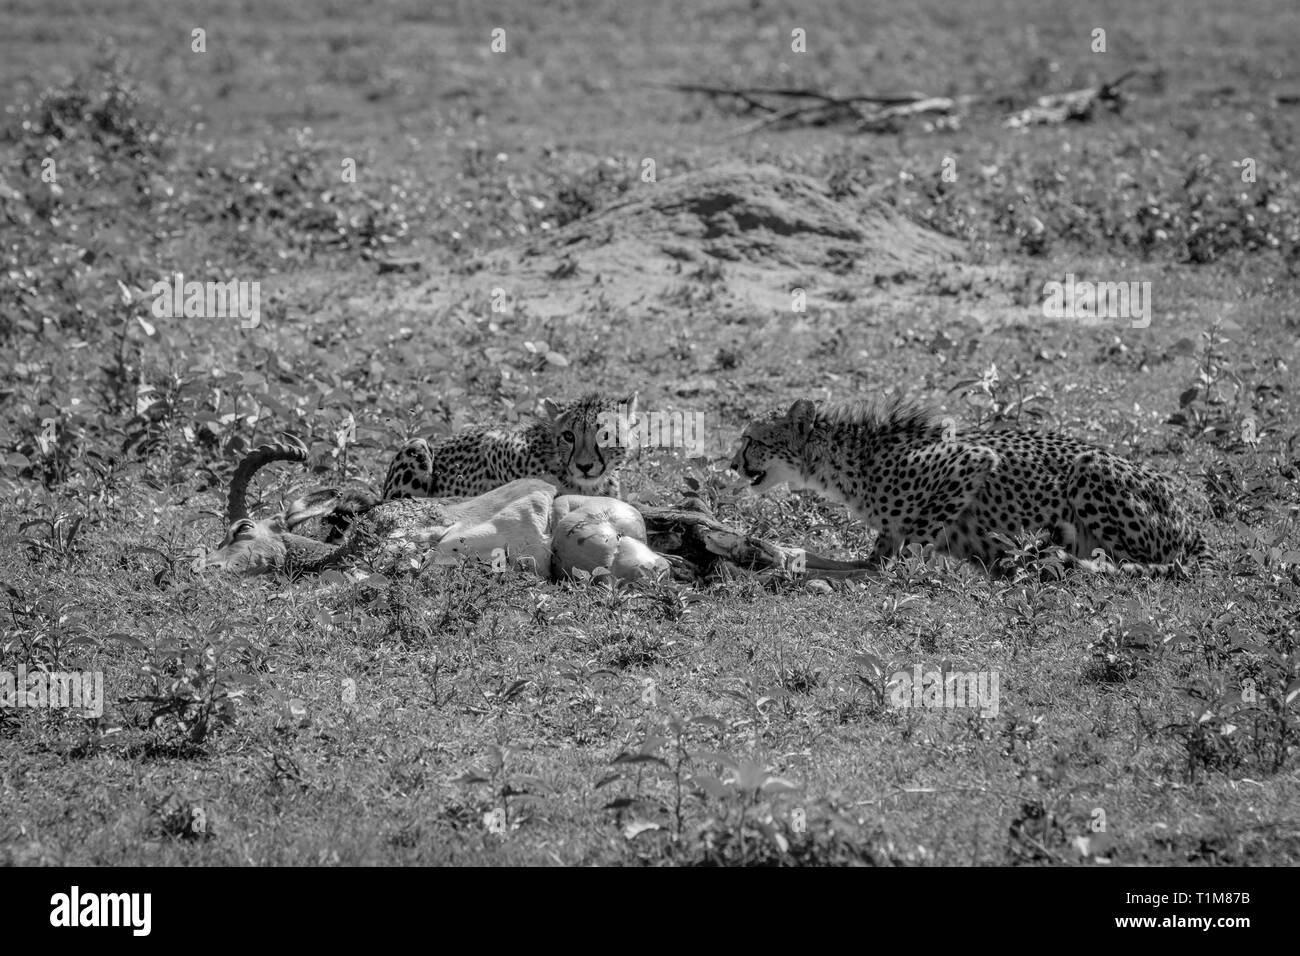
[[730, 396, 1208, 575], [381, 392, 635, 500]]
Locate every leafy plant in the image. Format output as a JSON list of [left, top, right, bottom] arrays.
[[18, 513, 85, 567], [600, 708, 802, 861], [1167, 321, 1250, 445], [452, 740, 549, 837], [949, 362, 1052, 427], [125, 621, 264, 745], [1085, 608, 1166, 683]]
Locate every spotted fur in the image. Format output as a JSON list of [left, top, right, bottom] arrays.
[[381, 393, 636, 501], [730, 396, 1209, 575]]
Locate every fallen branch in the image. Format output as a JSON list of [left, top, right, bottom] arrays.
[[728, 101, 866, 137], [661, 82, 933, 108], [661, 82, 779, 114], [857, 96, 961, 132], [1004, 70, 1138, 128], [669, 72, 1149, 135]]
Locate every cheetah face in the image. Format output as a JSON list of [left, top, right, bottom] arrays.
[[544, 393, 637, 492], [730, 401, 814, 494]]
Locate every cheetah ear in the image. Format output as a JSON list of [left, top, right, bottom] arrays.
[[620, 392, 638, 419], [787, 399, 817, 439], [539, 398, 564, 422]]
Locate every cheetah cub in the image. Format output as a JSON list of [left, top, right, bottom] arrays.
[[731, 397, 1208, 574], [381, 392, 636, 501]]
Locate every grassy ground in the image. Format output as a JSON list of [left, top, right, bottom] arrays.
[[1, 0, 1298, 865]]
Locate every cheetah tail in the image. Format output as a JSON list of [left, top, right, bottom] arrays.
[[1111, 559, 1202, 580], [1067, 546, 1208, 581], [1114, 534, 1211, 579], [1122, 530, 1214, 579]]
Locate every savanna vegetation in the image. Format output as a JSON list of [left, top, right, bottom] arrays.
[[1, 0, 1297, 865]]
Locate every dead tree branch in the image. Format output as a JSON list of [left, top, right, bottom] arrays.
[[668, 71, 1152, 135]]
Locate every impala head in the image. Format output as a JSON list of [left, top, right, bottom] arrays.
[[199, 440, 338, 574]]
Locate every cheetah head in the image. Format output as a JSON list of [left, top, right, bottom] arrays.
[[541, 392, 638, 493], [730, 399, 817, 494]]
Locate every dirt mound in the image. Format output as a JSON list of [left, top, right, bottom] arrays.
[[553, 163, 960, 268], [403, 162, 965, 318]]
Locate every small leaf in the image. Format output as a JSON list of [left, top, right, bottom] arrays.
[[624, 821, 661, 839], [102, 632, 147, 649], [1284, 679, 1300, 709], [319, 569, 350, 588], [760, 777, 802, 795], [499, 680, 531, 700], [127, 546, 170, 562], [688, 773, 730, 800], [733, 758, 768, 792], [508, 775, 548, 793], [610, 752, 670, 767], [689, 750, 738, 770], [688, 715, 727, 730], [506, 793, 544, 807]]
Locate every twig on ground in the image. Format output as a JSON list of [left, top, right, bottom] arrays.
[[669, 71, 1152, 135]]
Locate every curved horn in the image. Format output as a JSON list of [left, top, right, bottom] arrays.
[[227, 440, 309, 524]]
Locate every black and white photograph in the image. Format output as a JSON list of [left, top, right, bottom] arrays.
[[0, 0, 1295, 914]]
